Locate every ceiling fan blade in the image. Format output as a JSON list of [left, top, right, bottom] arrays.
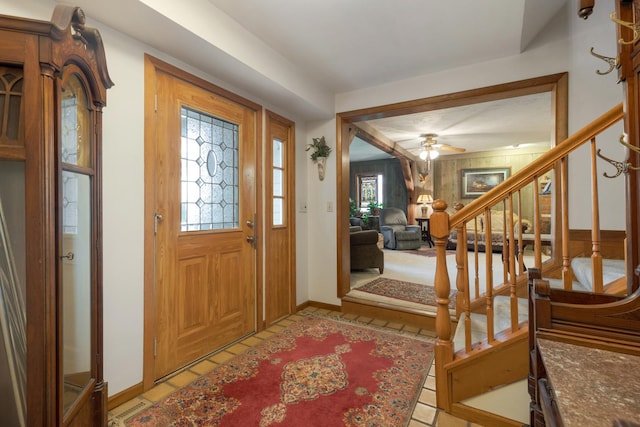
[[437, 144, 466, 152]]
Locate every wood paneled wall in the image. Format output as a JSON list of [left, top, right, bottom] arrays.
[[433, 147, 549, 216]]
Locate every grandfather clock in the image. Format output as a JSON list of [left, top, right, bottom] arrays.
[[0, 6, 113, 426]]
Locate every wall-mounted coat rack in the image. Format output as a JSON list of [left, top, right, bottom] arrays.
[[596, 135, 640, 178]]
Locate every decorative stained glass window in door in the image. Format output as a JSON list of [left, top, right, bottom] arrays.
[[181, 107, 239, 231]]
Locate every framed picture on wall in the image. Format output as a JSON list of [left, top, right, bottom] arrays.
[[461, 167, 511, 198]]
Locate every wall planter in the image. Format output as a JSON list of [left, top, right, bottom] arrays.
[[316, 156, 328, 181], [306, 136, 332, 181]]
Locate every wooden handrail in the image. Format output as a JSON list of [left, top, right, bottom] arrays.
[[447, 103, 624, 228], [432, 102, 625, 412]]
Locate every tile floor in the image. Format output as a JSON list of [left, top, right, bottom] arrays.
[[110, 306, 484, 426]]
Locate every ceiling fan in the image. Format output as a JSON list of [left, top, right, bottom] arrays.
[[418, 133, 465, 160], [418, 134, 465, 183]]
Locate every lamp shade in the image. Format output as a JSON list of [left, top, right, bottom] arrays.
[[417, 194, 433, 205]]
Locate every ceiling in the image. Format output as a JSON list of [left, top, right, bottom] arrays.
[[207, 0, 568, 94], [63, 0, 568, 159], [350, 91, 553, 162]]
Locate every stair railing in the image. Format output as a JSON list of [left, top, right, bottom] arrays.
[[431, 103, 625, 410]]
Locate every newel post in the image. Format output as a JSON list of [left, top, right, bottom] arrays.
[[430, 199, 454, 410]]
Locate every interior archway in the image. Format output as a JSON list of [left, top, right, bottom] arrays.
[[335, 73, 568, 300]]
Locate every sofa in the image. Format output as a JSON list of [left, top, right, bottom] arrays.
[[350, 226, 384, 273], [446, 209, 532, 253]]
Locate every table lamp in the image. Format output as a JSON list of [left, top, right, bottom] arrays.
[[417, 194, 433, 217]]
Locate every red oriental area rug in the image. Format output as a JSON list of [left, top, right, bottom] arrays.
[[356, 277, 457, 309], [126, 315, 433, 426]]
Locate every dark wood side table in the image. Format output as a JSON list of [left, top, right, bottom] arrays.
[[415, 217, 434, 247]]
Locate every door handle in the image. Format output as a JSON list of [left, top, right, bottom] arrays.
[[154, 213, 163, 234], [246, 214, 256, 248]]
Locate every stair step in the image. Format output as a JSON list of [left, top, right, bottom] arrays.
[[453, 296, 528, 350]]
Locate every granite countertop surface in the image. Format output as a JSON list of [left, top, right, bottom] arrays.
[[537, 338, 640, 427]]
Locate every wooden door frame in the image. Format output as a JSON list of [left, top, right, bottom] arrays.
[[264, 110, 297, 326], [143, 55, 263, 389], [336, 73, 569, 298]]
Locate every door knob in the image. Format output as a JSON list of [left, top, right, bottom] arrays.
[[246, 235, 255, 244], [154, 213, 164, 234], [246, 220, 254, 228]]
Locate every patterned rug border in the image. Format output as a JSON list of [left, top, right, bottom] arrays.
[[112, 313, 434, 426]]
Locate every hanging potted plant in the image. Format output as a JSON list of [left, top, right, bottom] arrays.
[[306, 136, 332, 181]]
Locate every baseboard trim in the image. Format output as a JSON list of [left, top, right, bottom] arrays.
[[108, 382, 144, 410], [297, 300, 341, 312]]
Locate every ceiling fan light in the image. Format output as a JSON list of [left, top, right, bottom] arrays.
[[429, 150, 439, 160], [419, 149, 428, 160]]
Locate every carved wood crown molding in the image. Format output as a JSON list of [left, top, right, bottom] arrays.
[[50, 5, 114, 93]]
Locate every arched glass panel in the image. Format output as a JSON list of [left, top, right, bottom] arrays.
[[61, 74, 91, 168]]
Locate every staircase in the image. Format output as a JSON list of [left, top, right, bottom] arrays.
[[430, 103, 630, 426]]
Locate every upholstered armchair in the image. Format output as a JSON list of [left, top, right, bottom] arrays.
[[379, 207, 422, 250]]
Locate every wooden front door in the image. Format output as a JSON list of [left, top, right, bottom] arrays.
[[152, 69, 257, 379]]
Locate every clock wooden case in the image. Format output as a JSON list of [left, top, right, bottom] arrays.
[[0, 6, 113, 426]]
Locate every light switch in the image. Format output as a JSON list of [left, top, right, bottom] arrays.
[[327, 201, 333, 212]]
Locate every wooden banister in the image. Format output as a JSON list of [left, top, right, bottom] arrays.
[[432, 103, 626, 413], [447, 103, 624, 229]]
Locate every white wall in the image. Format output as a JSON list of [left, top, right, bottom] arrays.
[[334, 4, 625, 231], [304, 121, 340, 307], [335, 2, 626, 230], [307, 2, 626, 312], [3, 0, 628, 398]]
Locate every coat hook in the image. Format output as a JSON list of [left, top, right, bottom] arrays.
[[596, 149, 628, 178], [610, 12, 640, 45], [595, 135, 640, 178], [618, 133, 640, 155], [589, 48, 618, 75]]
